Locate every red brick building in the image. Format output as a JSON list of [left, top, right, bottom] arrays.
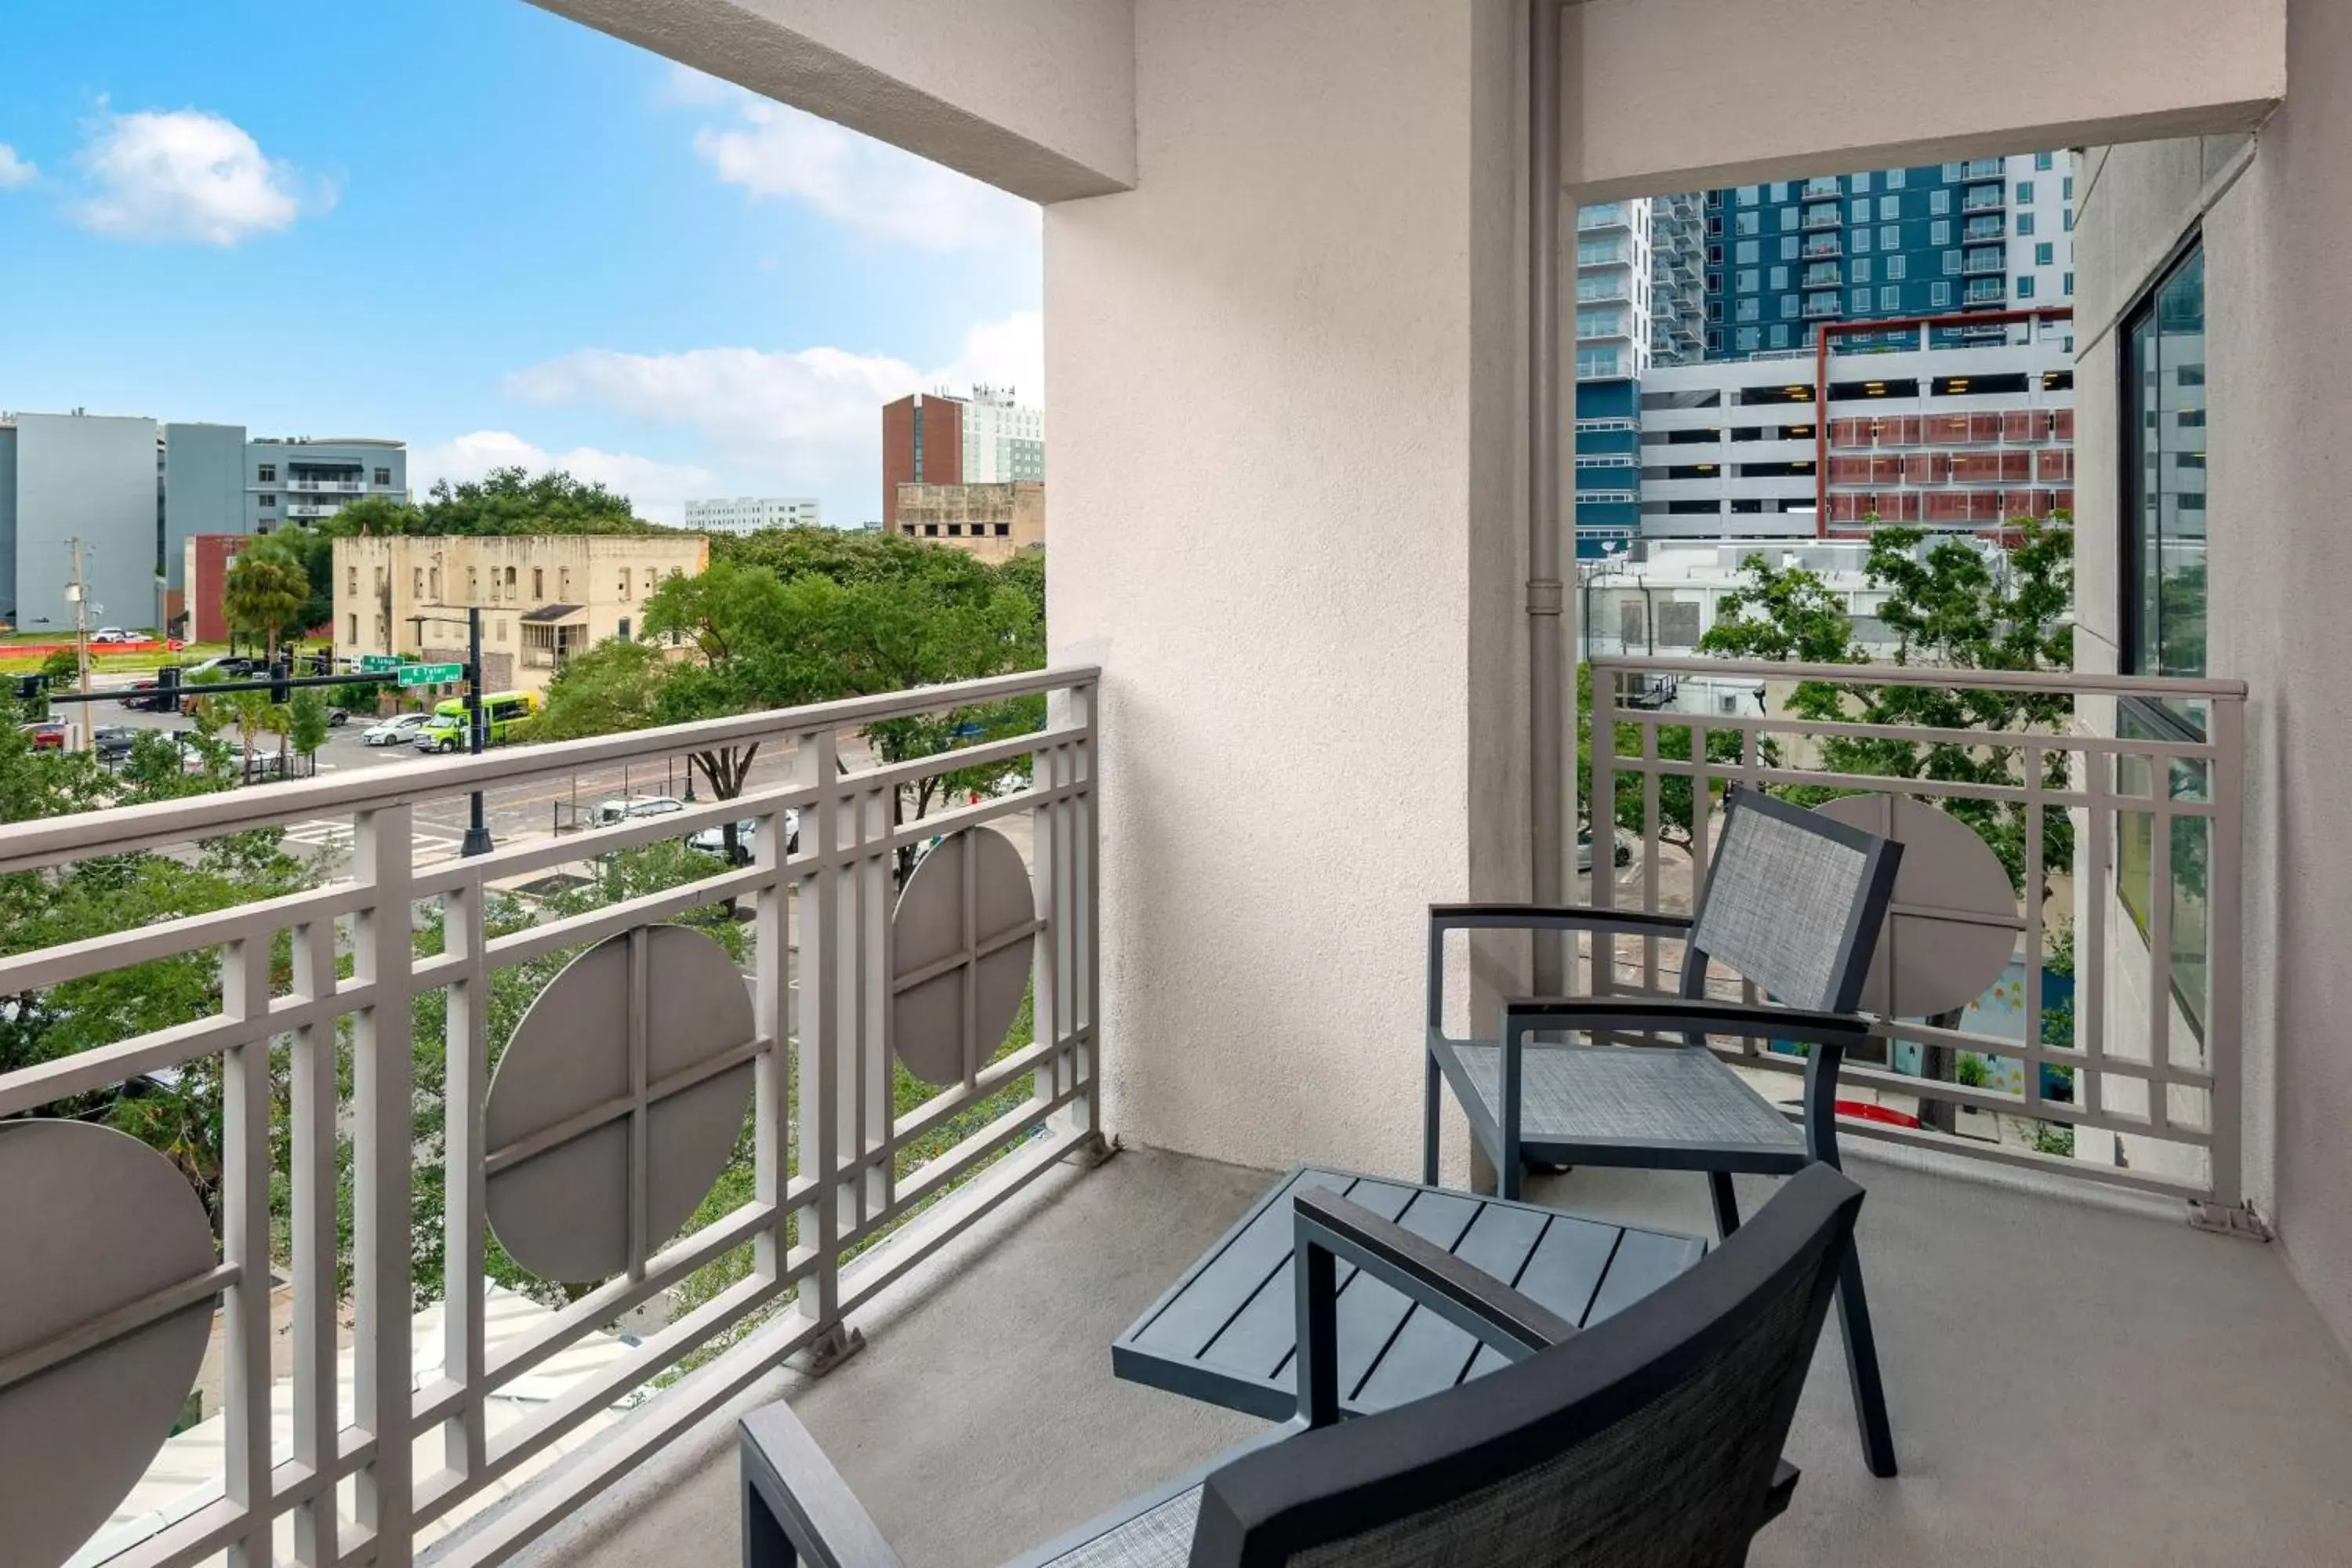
[[880, 393, 966, 530], [181, 534, 254, 644]]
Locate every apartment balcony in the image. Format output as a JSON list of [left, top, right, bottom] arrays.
[[1576, 203, 1634, 233], [1802, 236, 1844, 259], [1577, 239, 1632, 269], [1965, 280, 2008, 303], [285, 478, 365, 494], [1962, 191, 2004, 213], [1963, 218, 2007, 241], [1802, 208, 1843, 230], [1803, 177, 1843, 198], [11, 657, 2336, 1568], [1960, 158, 2005, 180], [1574, 283, 1632, 306], [1803, 296, 1844, 318], [1802, 265, 1843, 289]]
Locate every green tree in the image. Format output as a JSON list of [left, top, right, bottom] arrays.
[[223, 543, 312, 660], [288, 687, 332, 762], [1575, 662, 1748, 852], [420, 468, 659, 537]]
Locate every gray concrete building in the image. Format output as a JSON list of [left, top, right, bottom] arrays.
[[2, 412, 162, 634], [245, 436, 407, 533], [161, 423, 246, 599]]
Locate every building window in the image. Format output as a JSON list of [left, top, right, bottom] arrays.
[[347, 565, 358, 592], [1779, 295, 1798, 319], [2035, 242, 2055, 266], [1735, 209, 1760, 236], [619, 571, 631, 599], [1707, 244, 1724, 266], [506, 566, 517, 590], [257, 463, 276, 482], [496, 618, 508, 643], [2016, 276, 2037, 299], [532, 568, 544, 599], [2117, 241, 2209, 1035], [2064, 270, 2075, 296], [1879, 225, 1898, 251], [1769, 324, 1790, 348], [1734, 239, 1759, 265], [1780, 205, 1798, 231], [1851, 257, 1873, 284], [924, 524, 940, 536], [1735, 326, 1761, 352], [1886, 168, 1907, 189], [2017, 212, 2037, 238], [1779, 234, 1798, 261], [1849, 198, 1868, 223], [1880, 285, 1901, 310], [618, 618, 631, 642], [413, 568, 425, 595], [260, 493, 276, 509], [1736, 183, 1760, 205], [1885, 254, 1907, 280], [948, 523, 964, 536], [347, 613, 358, 643], [1735, 296, 1759, 321], [1769, 265, 1788, 290], [1942, 251, 1962, 275], [1930, 281, 1951, 307], [2063, 176, 2074, 200], [1847, 172, 1871, 194], [1735, 268, 1759, 292], [1851, 287, 1871, 314], [994, 523, 1011, 536], [1940, 162, 1962, 181], [1878, 195, 1899, 221], [1930, 220, 1951, 246], [2064, 209, 2075, 232], [1853, 227, 1872, 253], [2015, 180, 2034, 204], [1929, 189, 1951, 216]]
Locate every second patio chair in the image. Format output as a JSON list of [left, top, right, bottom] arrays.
[[1424, 784, 1905, 1475]]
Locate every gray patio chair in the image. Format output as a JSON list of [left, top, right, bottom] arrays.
[[1423, 784, 1904, 1476], [742, 1163, 1866, 1567]]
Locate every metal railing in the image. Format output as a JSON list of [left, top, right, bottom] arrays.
[[0, 667, 1101, 1566], [1585, 655, 2246, 1214]]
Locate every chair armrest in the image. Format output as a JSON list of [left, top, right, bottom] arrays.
[[740, 1403, 906, 1568], [1430, 902, 1693, 938], [1292, 1189, 1574, 1426]]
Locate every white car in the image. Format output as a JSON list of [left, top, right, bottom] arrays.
[[89, 627, 133, 644], [590, 795, 686, 828], [363, 713, 430, 747], [686, 811, 800, 862]]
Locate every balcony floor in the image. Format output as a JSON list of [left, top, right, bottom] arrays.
[[515, 1147, 2352, 1568]]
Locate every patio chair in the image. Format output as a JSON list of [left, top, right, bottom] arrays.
[[1423, 784, 1904, 1475], [742, 1163, 1866, 1567]]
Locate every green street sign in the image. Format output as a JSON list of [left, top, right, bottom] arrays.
[[358, 654, 401, 672], [396, 662, 465, 688]]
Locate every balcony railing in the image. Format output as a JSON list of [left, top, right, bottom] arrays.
[[0, 667, 1102, 1566], [1576, 204, 1632, 232], [1802, 209, 1842, 230], [1961, 158, 2005, 180], [1962, 191, 2004, 212], [1965, 280, 2007, 303], [1802, 237, 1843, 259], [1587, 655, 2248, 1212]]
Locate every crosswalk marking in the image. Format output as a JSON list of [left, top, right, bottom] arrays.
[[280, 818, 463, 855]]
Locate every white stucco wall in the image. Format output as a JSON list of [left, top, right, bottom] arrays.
[[2074, 0, 2352, 1352], [529, 0, 1135, 200], [1563, 0, 2284, 201], [1044, 0, 1529, 1175]]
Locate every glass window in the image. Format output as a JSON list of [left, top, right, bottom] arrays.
[[2064, 270, 2075, 296], [2034, 151, 2055, 171], [1736, 326, 1762, 351], [1876, 285, 1898, 310], [1767, 182, 1787, 202], [1850, 198, 1869, 223], [1737, 184, 1761, 205], [2017, 212, 2037, 238], [1780, 235, 1798, 260], [2036, 242, 2055, 266], [1850, 256, 1873, 284], [1940, 162, 1962, 181], [1929, 188, 1951, 216], [1769, 265, 1788, 290], [2016, 180, 2034, 204], [2063, 175, 2074, 200], [2118, 242, 2209, 1037], [1769, 325, 1790, 348], [2064, 209, 2076, 232], [1886, 168, 1907, 189], [1778, 294, 1798, 319], [1853, 227, 1872, 253], [2016, 275, 2036, 299], [1780, 205, 1799, 231], [1735, 239, 1759, 264], [1930, 281, 1951, 307], [1885, 254, 1907, 279], [1736, 296, 1760, 321], [1849, 171, 1871, 194], [1930, 219, 1951, 246], [1851, 287, 1871, 313], [1736, 268, 1759, 292], [1878, 194, 1899, 221], [1736, 209, 1761, 235], [1942, 250, 1962, 275], [1880, 224, 1899, 251]]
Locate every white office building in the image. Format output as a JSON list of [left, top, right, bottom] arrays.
[[959, 386, 1046, 483], [680, 496, 825, 535]]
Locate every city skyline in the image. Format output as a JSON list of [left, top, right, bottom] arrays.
[[0, 0, 1044, 528]]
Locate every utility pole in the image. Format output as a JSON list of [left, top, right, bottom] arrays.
[[67, 536, 92, 753], [462, 605, 493, 857]]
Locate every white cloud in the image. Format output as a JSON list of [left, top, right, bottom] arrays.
[[688, 96, 1038, 252], [654, 63, 741, 108], [69, 108, 328, 245], [502, 311, 1044, 499], [0, 145, 35, 189], [412, 432, 719, 528]]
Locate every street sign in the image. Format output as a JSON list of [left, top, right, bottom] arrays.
[[358, 654, 401, 673], [396, 663, 464, 688]]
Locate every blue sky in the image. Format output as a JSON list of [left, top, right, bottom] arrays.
[[0, 0, 1043, 524]]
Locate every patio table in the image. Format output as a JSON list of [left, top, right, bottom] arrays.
[[1112, 1164, 1707, 1422]]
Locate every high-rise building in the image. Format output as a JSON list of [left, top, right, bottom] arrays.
[[0, 411, 160, 634], [1699, 156, 2075, 360], [1572, 199, 1652, 381], [245, 436, 408, 533], [681, 497, 823, 535], [959, 386, 1046, 483]]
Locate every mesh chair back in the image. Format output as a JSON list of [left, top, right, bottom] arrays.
[[1186, 1165, 1866, 1568], [1682, 788, 1903, 1013]]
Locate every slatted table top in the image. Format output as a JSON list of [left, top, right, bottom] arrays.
[[1112, 1165, 1708, 1423]]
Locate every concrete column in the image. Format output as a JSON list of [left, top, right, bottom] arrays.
[[1045, 0, 1530, 1174]]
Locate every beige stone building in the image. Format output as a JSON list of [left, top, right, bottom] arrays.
[[331, 533, 710, 695], [891, 481, 1044, 564]]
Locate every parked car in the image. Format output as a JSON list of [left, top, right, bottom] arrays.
[[17, 722, 67, 753], [590, 795, 686, 828], [326, 707, 351, 728], [92, 725, 139, 760], [1576, 824, 1634, 873], [120, 680, 162, 711], [182, 655, 256, 679], [686, 811, 800, 862], [89, 627, 132, 644], [363, 713, 430, 747]]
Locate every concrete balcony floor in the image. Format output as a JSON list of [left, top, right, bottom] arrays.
[[513, 1147, 2352, 1567]]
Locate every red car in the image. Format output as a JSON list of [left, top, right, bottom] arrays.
[[18, 723, 67, 752]]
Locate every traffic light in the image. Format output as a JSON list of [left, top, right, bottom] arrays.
[[270, 655, 291, 705]]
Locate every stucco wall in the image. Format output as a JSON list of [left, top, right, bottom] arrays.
[[2074, 0, 2352, 1352], [13, 412, 160, 636], [1044, 0, 1527, 1176]]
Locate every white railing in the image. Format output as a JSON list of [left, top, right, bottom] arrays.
[[1587, 655, 2246, 1215], [0, 666, 1100, 1567]]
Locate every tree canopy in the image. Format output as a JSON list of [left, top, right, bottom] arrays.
[[223, 540, 313, 656]]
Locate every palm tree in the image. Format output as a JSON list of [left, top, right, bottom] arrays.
[[221, 545, 310, 662]]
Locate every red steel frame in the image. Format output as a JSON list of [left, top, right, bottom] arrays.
[[1810, 305, 2075, 536]]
